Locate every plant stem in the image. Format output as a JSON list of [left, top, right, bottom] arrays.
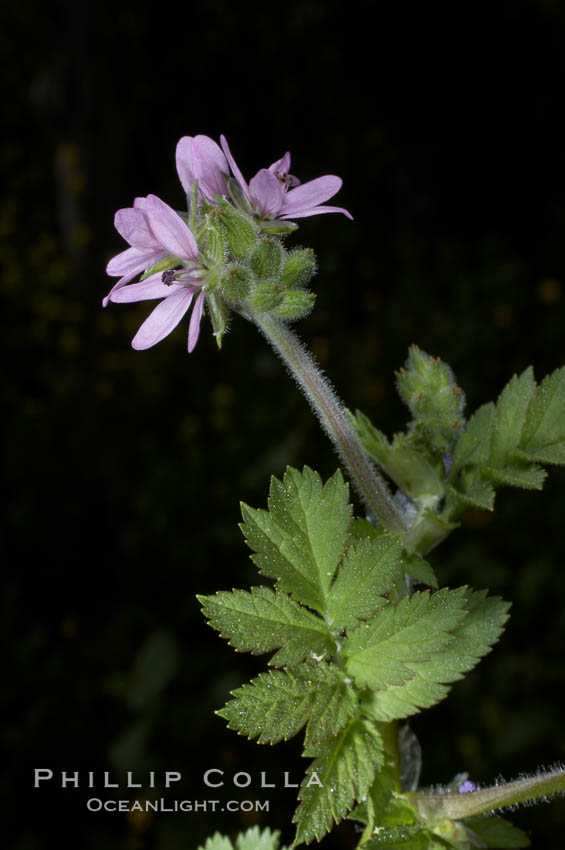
[[407, 766, 565, 821], [250, 312, 408, 533]]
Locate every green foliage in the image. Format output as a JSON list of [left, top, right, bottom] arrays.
[[448, 365, 565, 515], [200, 465, 513, 845], [217, 663, 357, 746], [293, 717, 384, 844], [197, 826, 289, 850], [239, 467, 352, 614], [362, 589, 510, 722], [463, 815, 530, 848], [198, 586, 334, 667]]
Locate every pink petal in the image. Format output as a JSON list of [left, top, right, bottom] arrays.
[[220, 135, 250, 197], [176, 136, 197, 195], [279, 175, 343, 216], [188, 289, 205, 352], [249, 169, 285, 218], [106, 245, 162, 278], [144, 195, 198, 260], [132, 288, 194, 350], [268, 152, 292, 175], [134, 197, 148, 209], [114, 207, 162, 249], [279, 204, 353, 220], [109, 274, 184, 303], [192, 136, 229, 201]]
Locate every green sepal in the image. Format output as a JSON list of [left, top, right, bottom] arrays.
[[248, 280, 284, 311], [198, 586, 335, 667], [221, 264, 252, 302], [215, 198, 258, 259], [217, 663, 357, 747], [201, 221, 225, 267], [249, 237, 283, 278], [281, 248, 317, 288], [257, 219, 299, 235], [139, 254, 179, 280], [206, 292, 229, 349], [274, 289, 316, 320], [293, 717, 384, 845], [239, 466, 352, 614]]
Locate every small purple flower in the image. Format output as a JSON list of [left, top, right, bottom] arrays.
[[175, 135, 230, 204], [105, 194, 205, 352], [458, 780, 477, 794], [103, 196, 171, 307], [220, 135, 353, 221]]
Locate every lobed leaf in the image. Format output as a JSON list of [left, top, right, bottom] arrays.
[[217, 664, 357, 746], [364, 589, 510, 722], [518, 364, 565, 465], [293, 717, 384, 845], [343, 588, 468, 691], [240, 467, 352, 614], [198, 586, 334, 667], [463, 814, 530, 848], [327, 535, 404, 631]]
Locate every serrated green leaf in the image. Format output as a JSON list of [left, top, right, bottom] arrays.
[[293, 717, 384, 845], [362, 825, 431, 849], [348, 516, 380, 541], [198, 587, 334, 667], [518, 365, 565, 465], [327, 536, 404, 631], [463, 814, 530, 848], [364, 589, 510, 721], [198, 834, 234, 850], [235, 826, 286, 850], [489, 369, 535, 468], [348, 764, 397, 824], [343, 588, 468, 691], [404, 553, 439, 588], [217, 664, 357, 746], [483, 463, 546, 490], [240, 467, 352, 614]]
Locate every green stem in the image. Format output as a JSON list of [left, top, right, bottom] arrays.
[[250, 312, 408, 533], [407, 766, 565, 821]]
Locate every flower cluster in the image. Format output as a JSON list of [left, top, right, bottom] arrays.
[[104, 135, 352, 352]]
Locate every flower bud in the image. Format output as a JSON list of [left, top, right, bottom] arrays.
[[274, 289, 316, 320], [249, 237, 283, 279], [221, 265, 252, 302], [281, 248, 316, 288], [396, 345, 466, 452], [248, 280, 284, 312], [215, 199, 257, 259]]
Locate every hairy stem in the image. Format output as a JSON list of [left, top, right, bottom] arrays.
[[407, 766, 565, 821], [250, 312, 408, 533]]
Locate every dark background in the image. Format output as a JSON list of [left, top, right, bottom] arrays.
[[4, 0, 565, 848]]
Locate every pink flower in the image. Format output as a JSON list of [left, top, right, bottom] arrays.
[[105, 194, 205, 352], [220, 135, 353, 221], [175, 135, 230, 204]]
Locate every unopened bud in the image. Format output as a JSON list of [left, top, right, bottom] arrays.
[[248, 280, 284, 312], [215, 199, 257, 259], [221, 265, 252, 302], [275, 289, 316, 320], [249, 238, 283, 279], [281, 248, 316, 288]]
